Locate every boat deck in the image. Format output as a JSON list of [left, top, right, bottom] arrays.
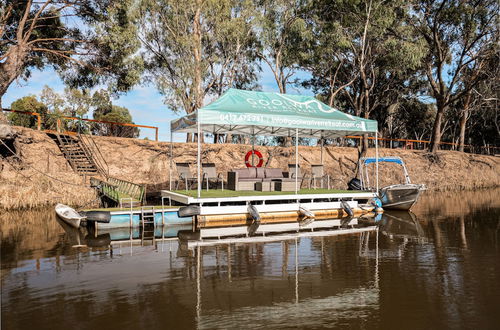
[[161, 189, 376, 205]]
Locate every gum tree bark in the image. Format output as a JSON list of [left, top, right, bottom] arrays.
[[458, 92, 472, 152]]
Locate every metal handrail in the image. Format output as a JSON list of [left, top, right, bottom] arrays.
[[78, 132, 109, 179], [1, 108, 159, 140]]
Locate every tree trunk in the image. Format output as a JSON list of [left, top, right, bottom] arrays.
[[360, 111, 371, 157], [458, 92, 472, 152], [0, 46, 27, 138], [361, 134, 369, 157], [0, 97, 16, 140], [0, 97, 6, 122], [458, 111, 467, 152], [0, 46, 27, 118], [429, 107, 445, 153]]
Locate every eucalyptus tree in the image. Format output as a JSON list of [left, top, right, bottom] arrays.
[[0, 0, 142, 128], [454, 47, 499, 152], [409, 0, 499, 152], [302, 0, 425, 153], [254, 0, 311, 94], [445, 50, 499, 151], [137, 0, 260, 142]]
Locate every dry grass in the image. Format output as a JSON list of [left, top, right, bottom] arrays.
[[1, 127, 499, 211], [0, 173, 98, 211]]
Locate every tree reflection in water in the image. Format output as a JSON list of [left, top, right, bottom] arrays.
[[0, 188, 499, 329]]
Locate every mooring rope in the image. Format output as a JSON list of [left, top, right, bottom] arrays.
[[0, 138, 88, 187]]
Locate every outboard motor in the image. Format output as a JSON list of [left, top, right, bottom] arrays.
[[348, 178, 362, 190]]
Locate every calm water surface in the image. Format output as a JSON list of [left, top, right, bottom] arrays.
[[1, 189, 499, 330]]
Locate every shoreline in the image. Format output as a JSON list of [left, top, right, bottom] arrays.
[[1, 127, 499, 211]]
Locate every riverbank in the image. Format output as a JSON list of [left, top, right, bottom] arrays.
[[1, 127, 499, 210]]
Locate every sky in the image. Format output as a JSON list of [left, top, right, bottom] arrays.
[[3, 65, 312, 142]]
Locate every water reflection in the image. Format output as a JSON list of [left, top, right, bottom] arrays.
[[1, 188, 499, 330]]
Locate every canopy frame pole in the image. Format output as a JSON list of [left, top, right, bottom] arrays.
[[169, 130, 173, 190], [252, 125, 255, 167], [375, 131, 379, 195], [197, 112, 201, 198], [295, 128, 299, 194], [320, 132, 324, 165]]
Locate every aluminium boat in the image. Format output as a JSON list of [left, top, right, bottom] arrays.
[[356, 157, 425, 211]]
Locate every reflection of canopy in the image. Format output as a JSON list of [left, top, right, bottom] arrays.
[[171, 88, 377, 138]]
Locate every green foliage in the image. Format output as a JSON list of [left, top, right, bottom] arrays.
[[137, 0, 260, 115], [0, 1, 143, 100], [255, 0, 312, 93], [92, 105, 139, 138], [408, 0, 499, 151], [8, 96, 47, 129], [3, 0, 498, 151], [302, 0, 425, 113], [10, 86, 139, 137]]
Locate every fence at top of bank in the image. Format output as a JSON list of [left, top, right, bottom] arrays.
[[2, 108, 158, 141], [2, 108, 498, 155]]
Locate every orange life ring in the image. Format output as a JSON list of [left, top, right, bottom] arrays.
[[245, 150, 264, 168]]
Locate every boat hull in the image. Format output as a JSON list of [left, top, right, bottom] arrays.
[[380, 184, 423, 211], [55, 203, 84, 228]]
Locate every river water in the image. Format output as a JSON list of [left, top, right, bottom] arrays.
[[1, 189, 499, 330]]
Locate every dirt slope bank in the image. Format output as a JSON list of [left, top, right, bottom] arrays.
[[1, 127, 499, 210]]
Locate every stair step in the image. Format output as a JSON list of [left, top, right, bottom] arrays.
[[65, 152, 86, 155], [63, 149, 85, 152], [51, 133, 105, 179], [69, 158, 92, 161]]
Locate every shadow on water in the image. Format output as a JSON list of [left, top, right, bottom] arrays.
[[1, 188, 499, 330]]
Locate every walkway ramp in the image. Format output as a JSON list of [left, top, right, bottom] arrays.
[[91, 177, 146, 207]]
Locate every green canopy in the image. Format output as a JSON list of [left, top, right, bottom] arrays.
[[171, 88, 377, 138]]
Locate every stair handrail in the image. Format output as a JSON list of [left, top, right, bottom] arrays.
[[78, 132, 109, 179], [77, 133, 103, 176]]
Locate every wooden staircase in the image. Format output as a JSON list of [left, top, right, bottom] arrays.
[[48, 133, 108, 178]]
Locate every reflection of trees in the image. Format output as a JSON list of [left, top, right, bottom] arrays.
[[377, 206, 500, 329], [0, 209, 65, 270], [412, 188, 500, 218]]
